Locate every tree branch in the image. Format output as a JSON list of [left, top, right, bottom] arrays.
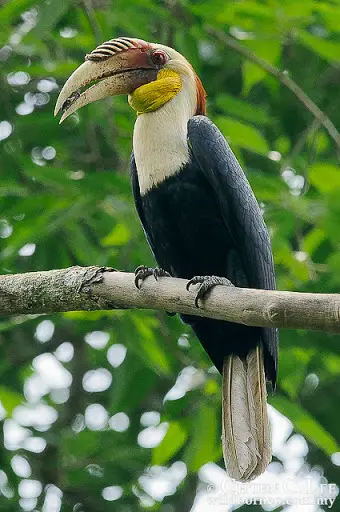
[[0, 266, 340, 333], [208, 28, 340, 153]]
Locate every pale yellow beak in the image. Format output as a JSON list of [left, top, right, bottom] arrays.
[[54, 40, 158, 123]]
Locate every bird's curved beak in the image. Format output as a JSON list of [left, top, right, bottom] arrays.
[[54, 40, 158, 123]]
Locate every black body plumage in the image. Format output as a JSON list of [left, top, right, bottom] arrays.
[[131, 116, 278, 387]]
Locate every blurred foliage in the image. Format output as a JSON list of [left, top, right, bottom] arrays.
[[1, 0, 340, 510]]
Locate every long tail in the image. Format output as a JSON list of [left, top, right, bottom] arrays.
[[222, 344, 271, 481]]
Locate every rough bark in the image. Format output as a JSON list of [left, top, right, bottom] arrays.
[[0, 266, 339, 333]]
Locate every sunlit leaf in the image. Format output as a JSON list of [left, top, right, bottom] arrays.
[[152, 421, 188, 465], [215, 94, 272, 126], [0, 387, 23, 415], [35, 0, 73, 38], [299, 30, 340, 62], [214, 117, 269, 155], [271, 396, 340, 455], [184, 404, 220, 472], [102, 223, 130, 246], [242, 40, 281, 94], [0, 0, 36, 26], [309, 163, 340, 193]]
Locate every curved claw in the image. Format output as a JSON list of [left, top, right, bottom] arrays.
[[134, 274, 142, 289], [134, 272, 144, 289], [134, 265, 171, 289], [134, 265, 149, 289], [194, 281, 212, 308], [186, 275, 233, 308], [186, 279, 194, 291], [186, 275, 204, 292]]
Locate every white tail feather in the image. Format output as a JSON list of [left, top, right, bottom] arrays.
[[222, 345, 271, 481]]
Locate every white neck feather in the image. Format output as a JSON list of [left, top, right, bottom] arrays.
[[132, 72, 197, 194]]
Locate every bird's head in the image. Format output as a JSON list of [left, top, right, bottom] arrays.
[[54, 37, 206, 123]]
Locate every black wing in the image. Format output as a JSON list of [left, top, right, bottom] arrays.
[[188, 116, 278, 385], [130, 153, 172, 275]]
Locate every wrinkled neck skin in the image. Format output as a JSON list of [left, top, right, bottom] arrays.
[[131, 64, 197, 194]]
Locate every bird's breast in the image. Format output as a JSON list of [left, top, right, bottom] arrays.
[[140, 159, 233, 278]]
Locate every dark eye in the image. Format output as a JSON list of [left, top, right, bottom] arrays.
[[151, 50, 167, 66]]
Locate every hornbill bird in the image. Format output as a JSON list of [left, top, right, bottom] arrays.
[[55, 37, 278, 481]]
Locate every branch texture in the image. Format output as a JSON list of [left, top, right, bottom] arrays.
[[1, 266, 340, 333]]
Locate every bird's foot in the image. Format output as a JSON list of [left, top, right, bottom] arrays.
[[186, 275, 233, 307], [134, 265, 171, 289]]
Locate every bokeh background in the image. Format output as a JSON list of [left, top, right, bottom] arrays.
[[1, 0, 340, 510]]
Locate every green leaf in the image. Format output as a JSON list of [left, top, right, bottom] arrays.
[[214, 117, 269, 155], [279, 347, 316, 399], [313, 3, 340, 33], [34, 0, 73, 38], [303, 228, 325, 255], [0, 0, 36, 26], [184, 404, 219, 472], [309, 163, 340, 193], [10, 62, 79, 78], [242, 41, 281, 94], [299, 30, 340, 63], [109, 353, 157, 413], [132, 316, 172, 376], [102, 224, 131, 246], [215, 94, 272, 126], [0, 183, 28, 197], [271, 396, 340, 456], [0, 387, 23, 416], [152, 421, 188, 465]]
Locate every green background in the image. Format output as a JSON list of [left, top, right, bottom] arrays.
[[1, 0, 340, 510]]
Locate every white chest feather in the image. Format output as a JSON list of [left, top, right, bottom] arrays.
[[132, 76, 196, 194]]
